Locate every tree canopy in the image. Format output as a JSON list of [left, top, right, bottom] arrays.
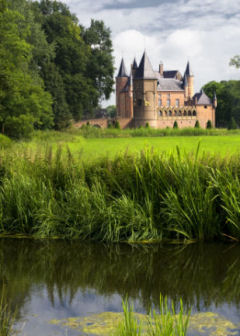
[[0, 0, 114, 136]]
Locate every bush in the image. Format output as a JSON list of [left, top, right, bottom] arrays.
[[173, 121, 178, 129], [4, 115, 34, 139], [145, 122, 150, 128], [0, 134, 12, 148], [195, 120, 200, 128], [228, 117, 238, 130], [206, 120, 212, 129], [115, 120, 120, 129]]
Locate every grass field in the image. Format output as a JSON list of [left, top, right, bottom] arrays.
[[9, 132, 240, 161]]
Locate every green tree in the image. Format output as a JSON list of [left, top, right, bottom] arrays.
[[0, 2, 53, 136], [82, 19, 114, 103], [228, 117, 238, 130], [230, 55, 240, 69], [195, 120, 200, 128], [106, 105, 116, 118], [206, 120, 212, 129], [203, 80, 240, 127], [173, 121, 178, 129]]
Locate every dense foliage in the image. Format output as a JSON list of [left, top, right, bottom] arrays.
[[203, 80, 240, 128], [0, 0, 114, 137]]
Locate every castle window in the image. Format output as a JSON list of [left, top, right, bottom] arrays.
[[188, 111, 192, 116], [167, 99, 170, 107], [176, 99, 180, 107], [137, 99, 142, 106], [184, 111, 187, 116], [204, 105, 207, 109], [158, 98, 162, 107], [168, 110, 172, 116], [159, 111, 162, 117], [193, 110, 197, 116]]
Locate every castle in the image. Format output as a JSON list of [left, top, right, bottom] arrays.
[[116, 52, 217, 128]]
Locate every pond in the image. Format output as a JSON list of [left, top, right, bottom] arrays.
[[0, 239, 240, 336]]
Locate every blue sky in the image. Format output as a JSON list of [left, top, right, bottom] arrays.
[[62, 0, 240, 106]]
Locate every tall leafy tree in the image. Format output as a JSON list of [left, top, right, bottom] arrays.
[[0, 0, 53, 136], [82, 20, 114, 106]]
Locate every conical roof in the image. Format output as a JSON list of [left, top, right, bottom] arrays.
[[185, 61, 193, 76], [117, 58, 128, 77], [134, 52, 157, 80], [194, 89, 212, 105], [133, 58, 138, 69], [183, 73, 188, 88]]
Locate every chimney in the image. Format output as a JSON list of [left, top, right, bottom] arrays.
[[159, 62, 163, 76]]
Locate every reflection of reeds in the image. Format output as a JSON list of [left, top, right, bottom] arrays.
[[116, 296, 190, 336], [0, 289, 16, 336]]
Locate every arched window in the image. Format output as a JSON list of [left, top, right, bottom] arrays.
[[158, 95, 162, 107], [167, 99, 170, 107], [175, 99, 180, 107], [188, 110, 192, 116], [169, 110, 172, 116], [184, 110, 187, 116], [193, 110, 197, 116], [159, 110, 162, 117]]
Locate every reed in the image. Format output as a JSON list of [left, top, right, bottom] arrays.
[[0, 146, 240, 242], [115, 295, 190, 336], [0, 290, 16, 336]]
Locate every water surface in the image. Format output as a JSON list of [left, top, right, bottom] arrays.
[[1, 239, 240, 335]]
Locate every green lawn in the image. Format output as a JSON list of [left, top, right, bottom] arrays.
[[24, 134, 240, 160]]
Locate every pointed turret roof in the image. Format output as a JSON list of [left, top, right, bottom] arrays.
[[185, 61, 193, 76], [117, 58, 128, 77], [183, 73, 188, 88], [134, 52, 157, 80], [133, 58, 138, 69]]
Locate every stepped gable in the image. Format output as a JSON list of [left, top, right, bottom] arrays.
[[134, 52, 157, 80], [117, 58, 128, 77], [194, 89, 212, 105]]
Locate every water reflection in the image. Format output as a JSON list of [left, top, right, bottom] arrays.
[[0, 240, 240, 328]]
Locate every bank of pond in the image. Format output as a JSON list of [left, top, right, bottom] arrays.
[[0, 146, 240, 242]]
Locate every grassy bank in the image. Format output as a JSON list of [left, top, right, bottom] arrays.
[[0, 146, 240, 242]]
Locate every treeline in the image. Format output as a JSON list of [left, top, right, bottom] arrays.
[[203, 80, 240, 128], [0, 0, 114, 138]]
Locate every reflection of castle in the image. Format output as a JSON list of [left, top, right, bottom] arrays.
[[116, 52, 217, 128]]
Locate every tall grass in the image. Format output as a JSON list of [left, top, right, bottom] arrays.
[[0, 146, 240, 242], [67, 126, 240, 139], [116, 295, 190, 336]]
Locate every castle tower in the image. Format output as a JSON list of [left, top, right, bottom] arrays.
[[185, 61, 194, 99], [116, 58, 129, 117], [133, 51, 158, 128], [213, 91, 217, 108], [183, 73, 188, 100]]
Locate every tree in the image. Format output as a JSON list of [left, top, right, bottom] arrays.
[[195, 120, 200, 128], [230, 55, 240, 69], [173, 121, 178, 129], [82, 20, 114, 104], [206, 120, 212, 129], [106, 105, 116, 118], [0, 2, 53, 136], [203, 80, 240, 128], [115, 120, 120, 129], [228, 117, 238, 130]]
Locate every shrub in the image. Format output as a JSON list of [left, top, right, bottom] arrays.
[[228, 117, 238, 130], [0, 134, 11, 148], [115, 120, 120, 129], [206, 120, 212, 129], [173, 121, 178, 129], [4, 115, 34, 139], [145, 122, 150, 128], [194, 120, 200, 128]]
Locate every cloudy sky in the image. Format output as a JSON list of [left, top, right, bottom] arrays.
[[62, 0, 240, 106]]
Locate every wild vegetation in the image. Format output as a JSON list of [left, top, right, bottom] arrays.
[[0, 142, 240, 242], [115, 297, 190, 336]]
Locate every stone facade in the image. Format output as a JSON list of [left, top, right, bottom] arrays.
[[116, 52, 216, 129]]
